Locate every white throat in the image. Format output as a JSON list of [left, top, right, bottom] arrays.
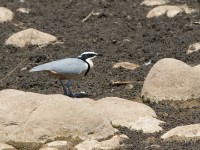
[[85, 58, 94, 69]]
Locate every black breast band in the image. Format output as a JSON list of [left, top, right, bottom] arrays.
[[78, 58, 90, 76]]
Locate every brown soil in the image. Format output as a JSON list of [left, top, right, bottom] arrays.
[[0, 0, 200, 149]]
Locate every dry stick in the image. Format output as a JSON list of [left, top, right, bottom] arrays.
[[0, 58, 28, 84], [82, 11, 101, 22], [193, 21, 200, 25], [110, 80, 133, 86], [81, 11, 94, 22]]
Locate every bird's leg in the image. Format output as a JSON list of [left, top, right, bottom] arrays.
[[66, 80, 75, 97], [59, 79, 68, 95], [66, 80, 88, 98]]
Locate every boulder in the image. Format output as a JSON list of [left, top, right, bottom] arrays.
[[161, 124, 200, 140], [142, 58, 200, 102], [0, 89, 163, 144], [5, 28, 57, 47], [0, 89, 114, 143], [93, 97, 164, 133], [0, 7, 13, 23], [0, 143, 16, 150]]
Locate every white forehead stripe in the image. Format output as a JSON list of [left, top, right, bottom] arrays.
[[80, 52, 97, 55]]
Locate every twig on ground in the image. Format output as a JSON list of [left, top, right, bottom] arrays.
[[81, 11, 100, 22], [0, 58, 28, 84], [82, 11, 94, 22], [193, 21, 200, 25], [110, 80, 133, 86]]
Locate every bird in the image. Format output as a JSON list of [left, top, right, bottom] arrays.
[[30, 52, 102, 97]]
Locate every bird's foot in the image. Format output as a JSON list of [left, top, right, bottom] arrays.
[[63, 90, 67, 96], [68, 91, 90, 98]]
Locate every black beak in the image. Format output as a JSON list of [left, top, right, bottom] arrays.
[[97, 53, 103, 56]]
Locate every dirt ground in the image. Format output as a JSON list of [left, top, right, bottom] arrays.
[[0, 0, 200, 149]]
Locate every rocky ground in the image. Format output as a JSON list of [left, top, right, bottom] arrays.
[[0, 0, 200, 149]]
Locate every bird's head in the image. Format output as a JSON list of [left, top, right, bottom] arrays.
[[78, 52, 102, 61]]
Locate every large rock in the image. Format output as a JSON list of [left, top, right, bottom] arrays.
[[0, 143, 16, 150], [5, 28, 57, 47], [161, 124, 200, 140], [93, 97, 163, 133], [141, 58, 200, 102], [0, 89, 163, 144], [0, 89, 114, 143], [0, 7, 13, 23]]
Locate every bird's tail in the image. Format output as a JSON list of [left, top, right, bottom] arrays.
[[29, 64, 47, 72]]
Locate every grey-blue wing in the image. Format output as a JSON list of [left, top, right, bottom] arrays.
[[30, 58, 88, 75]]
